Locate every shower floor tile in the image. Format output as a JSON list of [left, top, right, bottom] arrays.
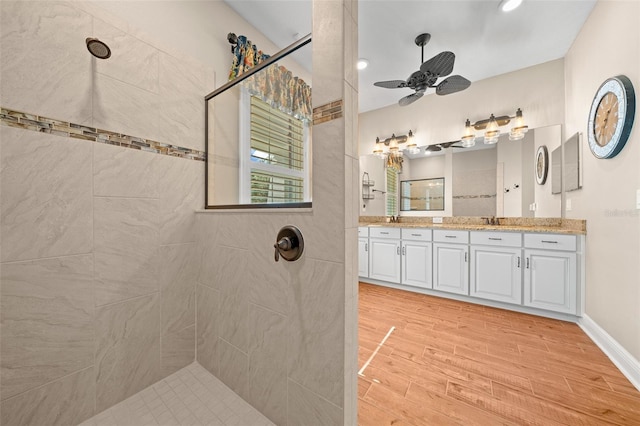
[[80, 363, 274, 426]]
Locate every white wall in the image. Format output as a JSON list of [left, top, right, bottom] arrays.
[[564, 0, 640, 361]]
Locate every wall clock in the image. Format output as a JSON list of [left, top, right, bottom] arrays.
[[535, 145, 548, 185], [587, 75, 635, 159]]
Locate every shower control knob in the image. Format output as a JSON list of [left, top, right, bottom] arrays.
[[273, 226, 304, 262]]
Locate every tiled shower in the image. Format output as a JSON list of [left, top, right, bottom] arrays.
[[0, 1, 358, 425]]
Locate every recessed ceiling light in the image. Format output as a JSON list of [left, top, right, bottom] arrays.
[[357, 59, 369, 70], [499, 0, 523, 12]]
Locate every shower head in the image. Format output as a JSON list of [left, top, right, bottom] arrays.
[[86, 38, 111, 59]]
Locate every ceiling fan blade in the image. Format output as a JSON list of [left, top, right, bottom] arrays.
[[436, 75, 471, 95], [420, 51, 455, 77], [374, 80, 408, 89], [398, 91, 423, 106], [424, 144, 442, 152]]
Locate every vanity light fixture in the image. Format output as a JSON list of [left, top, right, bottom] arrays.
[[460, 119, 476, 147], [461, 108, 528, 145], [373, 130, 415, 159], [373, 130, 416, 171]]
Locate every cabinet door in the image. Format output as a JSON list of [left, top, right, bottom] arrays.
[[433, 243, 469, 295], [401, 241, 432, 289], [524, 249, 576, 314], [470, 246, 522, 304], [369, 238, 401, 283], [358, 238, 369, 278]]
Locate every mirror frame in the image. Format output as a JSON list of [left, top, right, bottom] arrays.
[[400, 177, 445, 212], [204, 34, 312, 209]]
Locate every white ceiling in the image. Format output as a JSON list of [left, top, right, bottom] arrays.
[[224, 0, 596, 113]]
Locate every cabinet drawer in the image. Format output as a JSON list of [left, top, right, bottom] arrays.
[[369, 227, 401, 239], [401, 228, 432, 241], [471, 231, 521, 248], [524, 234, 576, 251], [358, 227, 369, 237], [433, 229, 469, 244]]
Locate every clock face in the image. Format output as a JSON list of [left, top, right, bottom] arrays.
[[587, 75, 635, 159], [594, 92, 619, 147]]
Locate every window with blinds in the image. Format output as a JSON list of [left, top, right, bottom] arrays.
[[248, 96, 306, 204], [386, 168, 398, 216], [250, 170, 304, 203]]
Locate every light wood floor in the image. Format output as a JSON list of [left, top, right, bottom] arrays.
[[358, 282, 640, 425]]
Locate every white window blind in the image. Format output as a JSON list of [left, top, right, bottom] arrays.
[[250, 96, 304, 169], [248, 96, 306, 203], [386, 168, 398, 216], [250, 170, 304, 203]]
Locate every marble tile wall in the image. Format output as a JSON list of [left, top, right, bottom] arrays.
[[0, 1, 206, 424], [195, 0, 359, 424]]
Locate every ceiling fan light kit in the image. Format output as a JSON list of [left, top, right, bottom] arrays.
[[373, 33, 471, 106]]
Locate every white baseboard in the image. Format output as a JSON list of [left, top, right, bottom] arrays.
[[578, 314, 640, 391]]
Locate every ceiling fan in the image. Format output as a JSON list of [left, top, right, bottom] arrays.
[[374, 33, 471, 106], [423, 141, 467, 153]]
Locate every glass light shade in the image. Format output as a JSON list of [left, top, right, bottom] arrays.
[[406, 143, 419, 154], [373, 137, 385, 157], [484, 115, 500, 144], [461, 136, 476, 148], [388, 135, 399, 151], [509, 128, 525, 141], [461, 119, 476, 147], [510, 108, 529, 138]]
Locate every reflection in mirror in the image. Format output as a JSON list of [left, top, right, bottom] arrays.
[[401, 178, 445, 211], [206, 37, 312, 208], [551, 145, 562, 195], [452, 145, 496, 216], [359, 124, 563, 218], [564, 132, 582, 192]]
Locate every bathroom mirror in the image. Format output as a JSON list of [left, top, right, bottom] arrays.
[[205, 37, 312, 208], [400, 178, 445, 211], [564, 132, 582, 192], [360, 124, 563, 218]]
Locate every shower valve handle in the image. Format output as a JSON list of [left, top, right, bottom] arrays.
[[274, 237, 293, 262], [273, 226, 304, 262]]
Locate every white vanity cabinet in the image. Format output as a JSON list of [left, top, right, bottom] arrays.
[[470, 232, 522, 304], [433, 230, 469, 295], [401, 229, 432, 289], [368, 227, 401, 283], [523, 234, 577, 314], [358, 227, 369, 278]]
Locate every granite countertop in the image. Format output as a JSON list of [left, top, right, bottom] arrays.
[[358, 217, 586, 235]]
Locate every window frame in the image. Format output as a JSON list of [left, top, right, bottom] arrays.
[[239, 88, 311, 205]]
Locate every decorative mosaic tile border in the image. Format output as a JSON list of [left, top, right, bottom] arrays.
[[0, 107, 206, 162], [313, 99, 343, 125], [453, 194, 497, 200]]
